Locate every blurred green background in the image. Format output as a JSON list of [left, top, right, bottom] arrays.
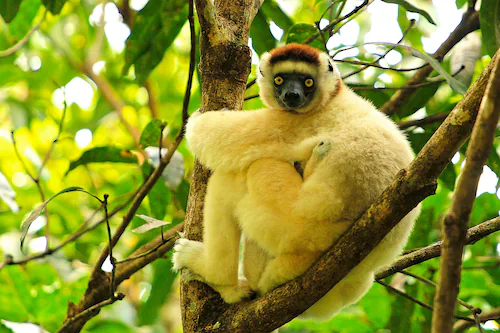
[[0, 0, 499, 332]]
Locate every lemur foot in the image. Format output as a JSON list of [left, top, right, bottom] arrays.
[[217, 279, 253, 304], [172, 238, 204, 272]]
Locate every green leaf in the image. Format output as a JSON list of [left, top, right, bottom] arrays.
[[141, 161, 171, 219], [351, 86, 392, 109], [360, 283, 391, 328], [0, 0, 22, 23], [386, 281, 417, 332], [149, 170, 171, 219], [41, 0, 66, 14], [260, 0, 293, 36], [86, 320, 134, 333], [398, 82, 441, 118], [123, 0, 188, 84], [139, 118, 166, 148], [286, 23, 327, 51], [470, 193, 500, 226], [381, 0, 435, 25], [20, 186, 98, 249], [66, 146, 138, 175], [251, 11, 276, 55], [373, 43, 467, 94], [479, 0, 500, 57], [0, 322, 14, 333], [486, 143, 500, 179], [0, 266, 32, 321], [439, 161, 457, 191], [8, 0, 42, 40]]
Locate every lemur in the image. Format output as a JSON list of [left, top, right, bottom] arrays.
[[173, 43, 420, 319]]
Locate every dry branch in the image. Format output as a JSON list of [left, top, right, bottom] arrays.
[[431, 51, 500, 333]]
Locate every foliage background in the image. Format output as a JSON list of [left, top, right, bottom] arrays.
[[0, 0, 499, 332]]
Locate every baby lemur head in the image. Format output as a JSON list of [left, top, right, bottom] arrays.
[[257, 43, 341, 113]]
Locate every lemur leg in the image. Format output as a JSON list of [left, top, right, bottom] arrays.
[[257, 251, 322, 294], [243, 238, 271, 291], [173, 170, 251, 303]]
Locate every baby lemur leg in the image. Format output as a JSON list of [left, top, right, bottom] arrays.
[[243, 238, 271, 291], [173, 170, 251, 303]]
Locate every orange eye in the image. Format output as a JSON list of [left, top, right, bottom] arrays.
[[274, 76, 284, 85], [305, 78, 314, 88]]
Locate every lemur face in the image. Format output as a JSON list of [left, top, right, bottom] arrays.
[[273, 72, 316, 110], [257, 43, 341, 114]]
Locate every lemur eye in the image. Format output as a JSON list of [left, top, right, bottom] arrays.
[[274, 76, 284, 85], [305, 78, 314, 88]]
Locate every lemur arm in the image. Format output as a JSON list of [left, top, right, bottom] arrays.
[[185, 109, 306, 171]]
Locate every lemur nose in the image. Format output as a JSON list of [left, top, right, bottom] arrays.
[[285, 92, 300, 102]]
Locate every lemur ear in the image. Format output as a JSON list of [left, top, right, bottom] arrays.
[[328, 61, 334, 72]]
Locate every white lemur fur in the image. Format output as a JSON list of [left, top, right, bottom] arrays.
[[173, 43, 420, 319]]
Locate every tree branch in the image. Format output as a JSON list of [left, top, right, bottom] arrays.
[[431, 50, 500, 333], [454, 307, 500, 332], [81, 63, 141, 146], [376, 216, 500, 280], [0, 10, 47, 57], [398, 112, 449, 129], [179, 0, 263, 331], [375, 280, 474, 322]]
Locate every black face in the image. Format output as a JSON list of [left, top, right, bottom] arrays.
[[273, 72, 316, 110]]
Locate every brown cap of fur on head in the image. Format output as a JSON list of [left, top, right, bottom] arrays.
[[268, 43, 320, 65]]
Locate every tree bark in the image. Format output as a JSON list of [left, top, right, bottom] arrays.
[[431, 52, 500, 333], [180, 1, 263, 332]]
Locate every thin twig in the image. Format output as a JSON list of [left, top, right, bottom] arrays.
[[400, 270, 482, 319], [304, 0, 370, 45], [342, 19, 415, 79], [179, 0, 197, 134], [336, 58, 428, 72], [350, 80, 441, 91], [0, 10, 47, 57], [0, 191, 135, 270], [145, 81, 159, 118], [376, 216, 500, 280], [11, 131, 49, 249], [398, 113, 449, 129], [376, 280, 475, 322], [246, 78, 257, 90], [115, 227, 181, 264], [454, 307, 500, 332], [380, 9, 480, 115], [57, 293, 125, 333], [103, 194, 116, 299]]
